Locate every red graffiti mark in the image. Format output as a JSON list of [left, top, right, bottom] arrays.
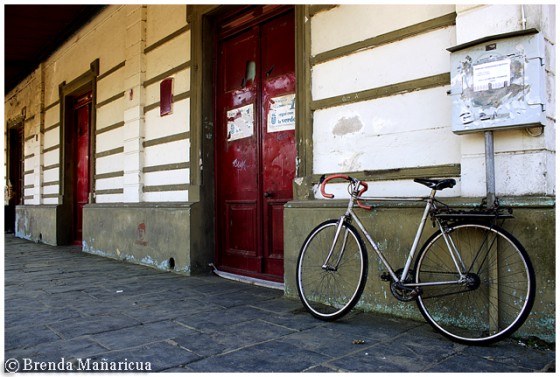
[[135, 223, 148, 246]]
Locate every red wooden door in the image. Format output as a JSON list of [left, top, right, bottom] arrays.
[[216, 7, 295, 281], [73, 93, 91, 245]]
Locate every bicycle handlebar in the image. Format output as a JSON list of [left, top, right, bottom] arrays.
[[319, 174, 372, 210], [319, 174, 349, 198]]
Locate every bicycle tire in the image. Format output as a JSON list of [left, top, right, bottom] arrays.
[[296, 219, 368, 321], [414, 222, 535, 345]]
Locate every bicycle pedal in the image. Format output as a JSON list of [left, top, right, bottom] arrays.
[[380, 272, 392, 282]]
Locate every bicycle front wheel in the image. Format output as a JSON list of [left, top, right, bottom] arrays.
[[415, 222, 535, 345], [296, 220, 368, 321]]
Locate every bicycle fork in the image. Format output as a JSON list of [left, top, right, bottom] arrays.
[[322, 193, 361, 271], [322, 215, 351, 271]]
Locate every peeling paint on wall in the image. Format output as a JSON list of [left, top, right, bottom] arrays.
[[15, 209, 33, 240], [83, 239, 192, 274], [332, 114, 364, 136], [140, 255, 173, 270], [340, 152, 364, 171]]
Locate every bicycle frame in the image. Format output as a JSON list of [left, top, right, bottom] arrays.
[[325, 186, 468, 288]]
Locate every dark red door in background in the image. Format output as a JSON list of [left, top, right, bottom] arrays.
[[216, 6, 295, 281], [73, 93, 91, 245], [6, 125, 24, 233]]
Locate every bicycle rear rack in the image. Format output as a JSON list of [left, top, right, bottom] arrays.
[[432, 198, 514, 223]]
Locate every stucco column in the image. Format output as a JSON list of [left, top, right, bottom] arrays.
[[123, 5, 147, 202]]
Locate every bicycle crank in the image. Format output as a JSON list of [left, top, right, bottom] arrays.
[[389, 268, 422, 302]]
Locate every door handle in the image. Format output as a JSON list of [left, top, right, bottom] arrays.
[[264, 191, 273, 198]]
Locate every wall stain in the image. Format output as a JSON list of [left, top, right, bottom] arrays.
[[332, 115, 363, 136]]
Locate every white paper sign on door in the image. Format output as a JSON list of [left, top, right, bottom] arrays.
[[267, 94, 296, 133], [227, 104, 254, 141]]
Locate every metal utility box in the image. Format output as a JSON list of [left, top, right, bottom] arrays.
[[448, 29, 546, 134]]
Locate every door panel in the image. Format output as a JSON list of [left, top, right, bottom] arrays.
[[225, 201, 258, 255], [261, 12, 296, 276], [73, 94, 91, 245], [216, 7, 295, 281], [217, 26, 260, 272]]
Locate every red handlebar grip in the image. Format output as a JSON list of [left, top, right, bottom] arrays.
[[357, 200, 373, 210], [320, 175, 371, 210], [320, 174, 350, 198]]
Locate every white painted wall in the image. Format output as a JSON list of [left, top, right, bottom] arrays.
[[313, 87, 457, 174], [311, 4, 456, 56], [141, 5, 191, 203], [312, 27, 455, 100], [311, 4, 460, 197]]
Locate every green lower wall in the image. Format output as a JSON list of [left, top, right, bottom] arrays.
[[14, 201, 215, 276], [15, 205, 59, 245], [82, 203, 213, 275], [283, 197, 556, 342]]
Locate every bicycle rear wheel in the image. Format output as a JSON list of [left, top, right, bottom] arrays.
[[415, 222, 535, 345], [296, 219, 368, 321]]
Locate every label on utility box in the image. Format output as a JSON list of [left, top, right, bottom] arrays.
[[473, 59, 511, 92]]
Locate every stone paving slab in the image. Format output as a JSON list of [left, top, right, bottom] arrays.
[[3, 235, 555, 373]]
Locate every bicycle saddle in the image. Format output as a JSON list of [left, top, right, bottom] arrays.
[[414, 178, 456, 191]]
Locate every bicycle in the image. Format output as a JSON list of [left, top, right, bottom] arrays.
[[296, 174, 535, 345]]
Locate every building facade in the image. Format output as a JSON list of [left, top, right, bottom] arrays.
[[4, 4, 555, 341]]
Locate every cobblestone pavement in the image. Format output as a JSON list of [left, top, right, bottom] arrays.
[[4, 235, 555, 373]]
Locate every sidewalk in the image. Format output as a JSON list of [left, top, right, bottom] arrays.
[[4, 234, 554, 373]]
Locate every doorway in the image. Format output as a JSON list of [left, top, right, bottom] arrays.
[[215, 6, 296, 282], [71, 92, 92, 245], [6, 124, 24, 233]]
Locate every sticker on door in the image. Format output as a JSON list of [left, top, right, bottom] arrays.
[[227, 104, 254, 141]]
